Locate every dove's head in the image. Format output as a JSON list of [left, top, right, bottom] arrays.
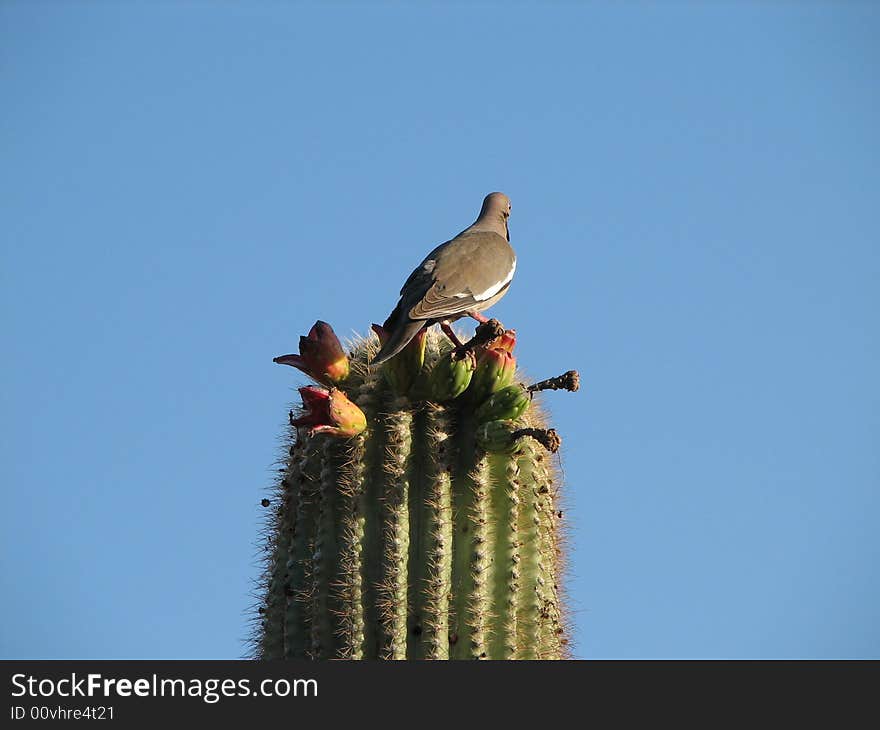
[[480, 192, 511, 220], [475, 192, 512, 240]]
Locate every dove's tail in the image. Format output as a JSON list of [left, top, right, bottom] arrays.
[[371, 318, 426, 365]]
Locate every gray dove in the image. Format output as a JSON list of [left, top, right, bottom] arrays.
[[372, 192, 516, 365]]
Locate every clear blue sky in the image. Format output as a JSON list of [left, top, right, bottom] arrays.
[[2, 2, 877, 659]]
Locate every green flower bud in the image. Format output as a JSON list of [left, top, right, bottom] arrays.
[[468, 346, 517, 403], [428, 350, 476, 402], [475, 420, 520, 454], [474, 384, 531, 424]]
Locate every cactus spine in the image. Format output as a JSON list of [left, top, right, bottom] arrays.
[[255, 327, 572, 659]]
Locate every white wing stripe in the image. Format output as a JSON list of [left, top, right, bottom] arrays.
[[473, 259, 516, 301]]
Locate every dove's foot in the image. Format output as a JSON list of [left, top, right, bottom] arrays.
[[440, 321, 464, 348], [466, 310, 490, 324]]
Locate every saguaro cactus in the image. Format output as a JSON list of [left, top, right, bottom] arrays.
[[253, 321, 577, 660]]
